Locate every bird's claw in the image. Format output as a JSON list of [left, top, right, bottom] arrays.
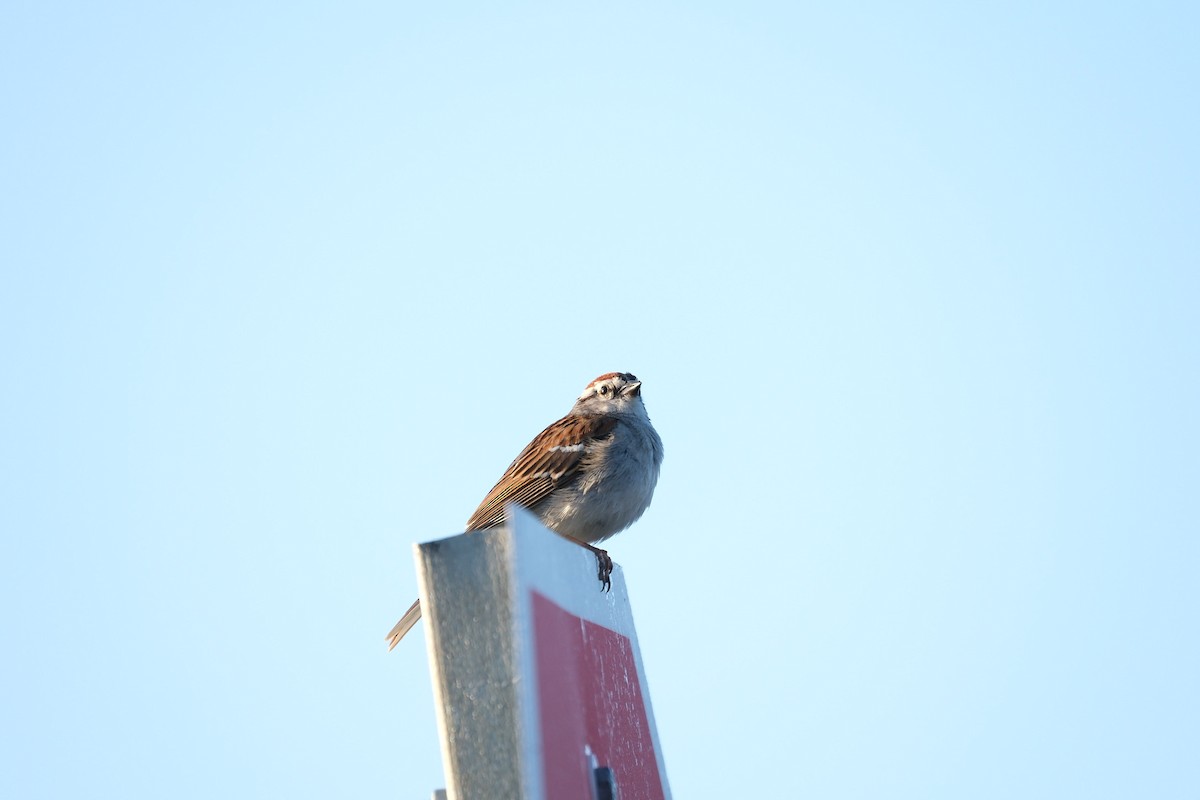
[[584, 544, 613, 592], [597, 550, 613, 592]]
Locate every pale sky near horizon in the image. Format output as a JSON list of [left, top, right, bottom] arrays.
[[2, 3, 1197, 798]]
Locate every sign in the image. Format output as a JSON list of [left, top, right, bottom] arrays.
[[416, 506, 671, 800]]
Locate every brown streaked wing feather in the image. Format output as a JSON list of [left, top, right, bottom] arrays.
[[465, 415, 619, 531]]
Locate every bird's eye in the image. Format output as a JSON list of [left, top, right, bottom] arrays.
[[599, 385, 610, 396]]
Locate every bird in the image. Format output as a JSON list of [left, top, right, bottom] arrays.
[[386, 371, 663, 650]]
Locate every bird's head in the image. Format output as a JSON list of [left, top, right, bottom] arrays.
[[573, 372, 646, 416]]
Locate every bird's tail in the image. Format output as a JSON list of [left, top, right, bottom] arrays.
[[385, 598, 423, 651]]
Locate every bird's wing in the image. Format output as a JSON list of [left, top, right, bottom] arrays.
[[465, 414, 618, 531]]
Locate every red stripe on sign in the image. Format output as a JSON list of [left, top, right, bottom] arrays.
[[532, 590, 665, 800]]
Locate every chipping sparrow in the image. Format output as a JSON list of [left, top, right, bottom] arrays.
[[386, 372, 663, 650]]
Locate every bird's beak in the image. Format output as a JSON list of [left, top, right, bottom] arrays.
[[621, 381, 642, 397]]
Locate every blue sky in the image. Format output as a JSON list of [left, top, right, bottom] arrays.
[[2, 2, 1197, 798]]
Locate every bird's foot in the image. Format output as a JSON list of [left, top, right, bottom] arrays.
[[583, 543, 613, 592]]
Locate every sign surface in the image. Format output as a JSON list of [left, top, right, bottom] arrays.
[[532, 590, 666, 799]]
